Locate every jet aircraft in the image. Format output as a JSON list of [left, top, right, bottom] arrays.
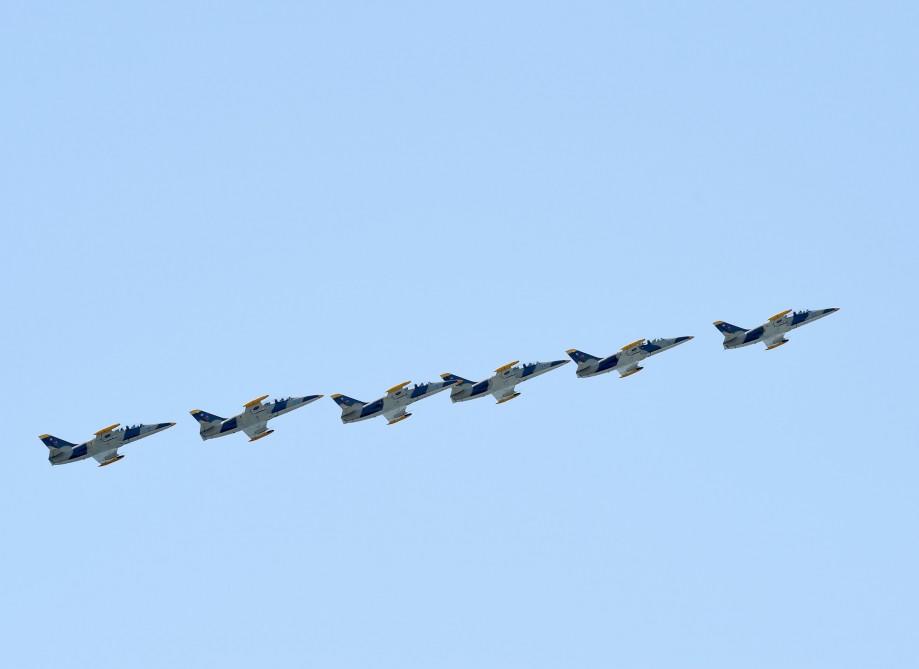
[[566, 336, 693, 378], [713, 308, 840, 350], [39, 421, 175, 467], [331, 379, 457, 425], [190, 394, 323, 442], [440, 359, 569, 404]]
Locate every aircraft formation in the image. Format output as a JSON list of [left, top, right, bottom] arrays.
[[38, 308, 839, 467]]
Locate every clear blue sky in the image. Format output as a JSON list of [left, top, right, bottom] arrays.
[[2, 2, 917, 667]]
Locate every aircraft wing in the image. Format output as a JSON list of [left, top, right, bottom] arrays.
[[243, 421, 270, 439], [385, 381, 411, 397], [617, 347, 646, 368], [493, 387, 520, 403], [618, 364, 642, 378], [763, 333, 789, 350], [243, 395, 269, 413], [383, 407, 410, 425], [92, 448, 120, 465]]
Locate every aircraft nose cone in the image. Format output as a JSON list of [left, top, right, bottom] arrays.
[[825, 307, 840, 314], [158, 422, 176, 430], [676, 336, 694, 343], [550, 359, 570, 367]]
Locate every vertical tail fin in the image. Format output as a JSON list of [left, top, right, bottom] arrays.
[[713, 321, 746, 337], [439, 373, 473, 386], [566, 349, 600, 365], [566, 349, 600, 373], [330, 395, 365, 419], [189, 409, 225, 425], [330, 394, 365, 408], [38, 434, 75, 450], [189, 410, 225, 439]]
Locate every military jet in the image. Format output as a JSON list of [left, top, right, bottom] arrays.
[[331, 379, 458, 425], [39, 421, 175, 467], [190, 394, 323, 442], [714, 308, 840, 350], [566, 336, 693, 379], [440, 359, 569, 404]]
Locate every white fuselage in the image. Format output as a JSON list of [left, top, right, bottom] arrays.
[[450, 360, 569, 402], [198, 395, 322, 439], [340, 381, 455, 423], [723, 309, 838, 349], [575, 337, 692, 378], [48, 422, 174, 465]]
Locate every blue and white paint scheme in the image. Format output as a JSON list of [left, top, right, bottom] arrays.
[[330, 379, 458, 425], [441, 358, 569, 404], [566, 336, 694, 379], [39, 421, 175, 467], [190, 394, 323, 442], [713, 308, 839, 350]]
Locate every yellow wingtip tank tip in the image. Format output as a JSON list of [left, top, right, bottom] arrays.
[[385, 381, 411, 394], [387, 414, 412, 425], [329, 393, 343, 399], [98, 454, 125, 467], [494, 360, 519, 373], [243, 394, 270, 408], [94, 423, 121, 436], [565, 349, 577, 354], [768, 309, 792, 322], [38, 434, 50, 440], [620, 339, 645, 351], [713, 320, 724, 325]]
